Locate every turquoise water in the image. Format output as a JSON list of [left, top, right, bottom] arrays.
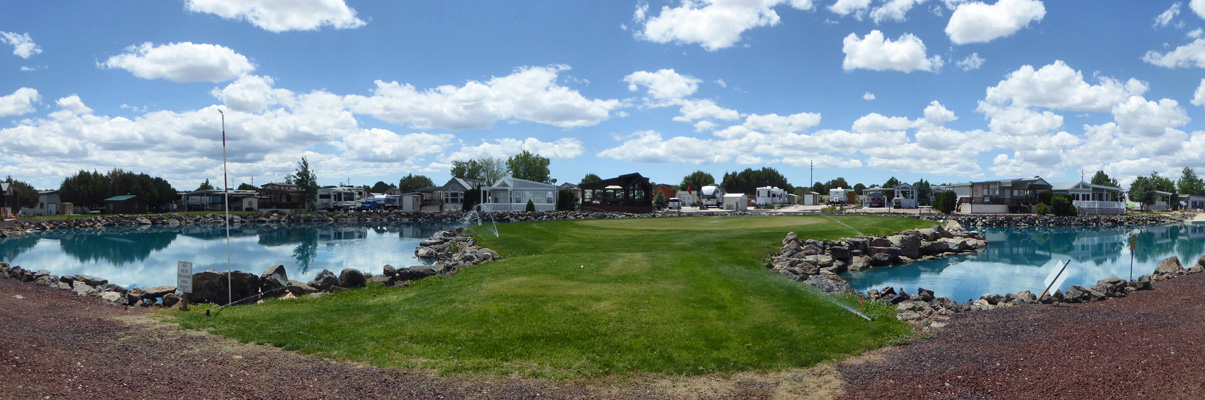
[[843, 224, 1205, 302], [0, 222, 464, 289]]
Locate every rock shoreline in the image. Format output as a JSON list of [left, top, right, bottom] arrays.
[[0, 210, 673, 238], [0, 227, 496, 308], [911, 213, 1184, 227]]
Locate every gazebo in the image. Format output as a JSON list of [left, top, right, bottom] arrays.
[[579, 173, 654, 213]]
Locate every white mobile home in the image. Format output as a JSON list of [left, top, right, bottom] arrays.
[[755, 186, 788, 207], [479, 177, 558, 212], [700, 185, 724, 209]]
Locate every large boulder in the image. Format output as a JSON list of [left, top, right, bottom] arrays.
[[338, 268, 366, 288], [1063, 285, 1090, 303], [890, 234, 922, 259], [395, 265, 438, 281], [847, 256, 872, 272], [308, 269, 338, 291], [142, 286, 177, 300], [260, 264, 289, 295], [804, 275, 855, 295], [1198, 254, 1205, 269], [415, 247, 439, 259], [382, 265, 396, 277], [186, 270, 260, 305], [76, 274, 108, 287], [921, 240, 951, 256], [828, 245, 851, 261], [783, 232, 799, 246], [1154, 256, 1183, 275], [100, 291, 127, 305], [71, 283, 98, 297], [869, 252, 894, 267]]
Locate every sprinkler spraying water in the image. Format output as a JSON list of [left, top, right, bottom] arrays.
[[464, 205, 500, 237], [795, 281, 874, 321]]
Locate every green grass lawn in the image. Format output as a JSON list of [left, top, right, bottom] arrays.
[[171, 215, 933, 380]]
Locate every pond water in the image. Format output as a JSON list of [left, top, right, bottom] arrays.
[[0, 222, 465, 289], [843, 224, 1205, 302]]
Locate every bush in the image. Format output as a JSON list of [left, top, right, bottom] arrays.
[[525, 199, 536, 212], [556, 189, 576, 211], [462, 188, 481, 211], [1036, 203, 1049, 216], [933, 191, 958, 214], [1050, 195, 1077, 216]]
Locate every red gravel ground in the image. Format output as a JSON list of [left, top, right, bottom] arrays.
[[838, 272, 1205, 399], [5, 271, 1205, 399]]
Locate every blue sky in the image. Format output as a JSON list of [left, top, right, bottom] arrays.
[[2, 0, 1204, 191]]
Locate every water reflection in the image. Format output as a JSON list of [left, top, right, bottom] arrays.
[[0, 221, 464, 288], [844, 224, 1205, 302]]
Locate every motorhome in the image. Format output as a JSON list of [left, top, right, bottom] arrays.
[[700, 185, 724, 209], [755, 186, 788, 207], [829, 188, 850, 205], [317, 186, 368, 211]]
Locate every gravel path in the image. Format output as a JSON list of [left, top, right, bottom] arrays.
[[5, 271, 1205, 399], [838, 272, 1205, 399]]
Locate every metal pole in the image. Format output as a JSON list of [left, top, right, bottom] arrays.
[[220, 109, 232, 306]]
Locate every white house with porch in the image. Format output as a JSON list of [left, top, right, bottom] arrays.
[[943, 177, 1053, 214], [479, 177, 558, 212], [1050, 181, 1125, 215]]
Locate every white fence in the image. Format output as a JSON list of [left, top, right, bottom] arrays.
[[1074, 200, 1125, 215], [478, 203, 555, 212]]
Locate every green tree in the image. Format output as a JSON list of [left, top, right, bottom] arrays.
[[148, 176, 177, 212], [680, 170, 715, 192], [3, 177, 38, 209], [525, 199, 536, 212], [451, 157, 506, 185], [1178, 167, 1204, 195], [370, 181, 395, 194], [398, 174, 435, 193], [825, 177, 850, 191], [506, 150, 551, 183], [882, 177, 900, 188], [581, 173, 602, 184], [60, 170, 112, 211], [811, 182, 826, 194], [291, 157, 318, 211], [1090, 170, 1119, 187], [1150, 171, 1178, 210], [197, 179, 215, 191], [237, 183, 258, 191], [652, 190, 667, 209], [719, 167, 792, 195], [853, 183, 866, 195], [913, 180, 932, 206], [1129, 176, 1155, 211]]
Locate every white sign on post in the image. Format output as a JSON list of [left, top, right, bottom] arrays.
[[177, 261, 193, 293]]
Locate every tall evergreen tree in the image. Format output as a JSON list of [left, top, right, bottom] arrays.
[[291, 157, 318, 211], [1090, 170, 1119, 187], [1177, 167, 1204, 195], [398, 174, 435, 193]]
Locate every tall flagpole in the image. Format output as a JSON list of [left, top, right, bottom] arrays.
[[220, 109, 232, 306]]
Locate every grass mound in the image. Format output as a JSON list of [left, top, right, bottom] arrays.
[[172, 215, 931, 380]]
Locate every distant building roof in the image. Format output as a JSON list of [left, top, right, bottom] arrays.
[[105, 195, 140, 202], [1051, 181, 1123, 192]]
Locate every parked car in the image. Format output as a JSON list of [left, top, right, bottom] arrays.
[[667, 198, 681, 210]]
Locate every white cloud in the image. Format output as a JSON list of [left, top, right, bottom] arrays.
[[871, 0, 928, 23], [977, 103, 1063, 140], [1193, 0, 1205, 19], [715, 79, 727, 88], [923, 101, 957, 125], [55, 95, 93, 115], [211, 75, 297, 113], [1111, 96, 1189, 137], [671, 99, 741, 122], [101, 42, 255, 83], [842, 30, 942, 73], [0, 87, 40, 117], [1143, 38, 1205, 68], [694, 120, 718, 131], [863, 92, 876, 100], [185, 0, 365, 32], [945, 0, 1046, 45], [830, 0, 871, 19], [1190, 28, 1204, 38], [333, 130, 452, 163], [449, 137, 585, 161], [1193, 79, 1205, 107], [597, 130, 729, 164], [623, 69, 702, 100], [634, 0, 815, 51], [743, 112, 822, 133], [0, 32, 41, 59], [345, 65, 622, 130], [852, 113, 913, 132], [956, 53, 985, 70], [983, 60, 1146, 112], [1154, 3, 1181, 28]]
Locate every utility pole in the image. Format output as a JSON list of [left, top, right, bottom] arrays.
[[810, 160, 813, 190]]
